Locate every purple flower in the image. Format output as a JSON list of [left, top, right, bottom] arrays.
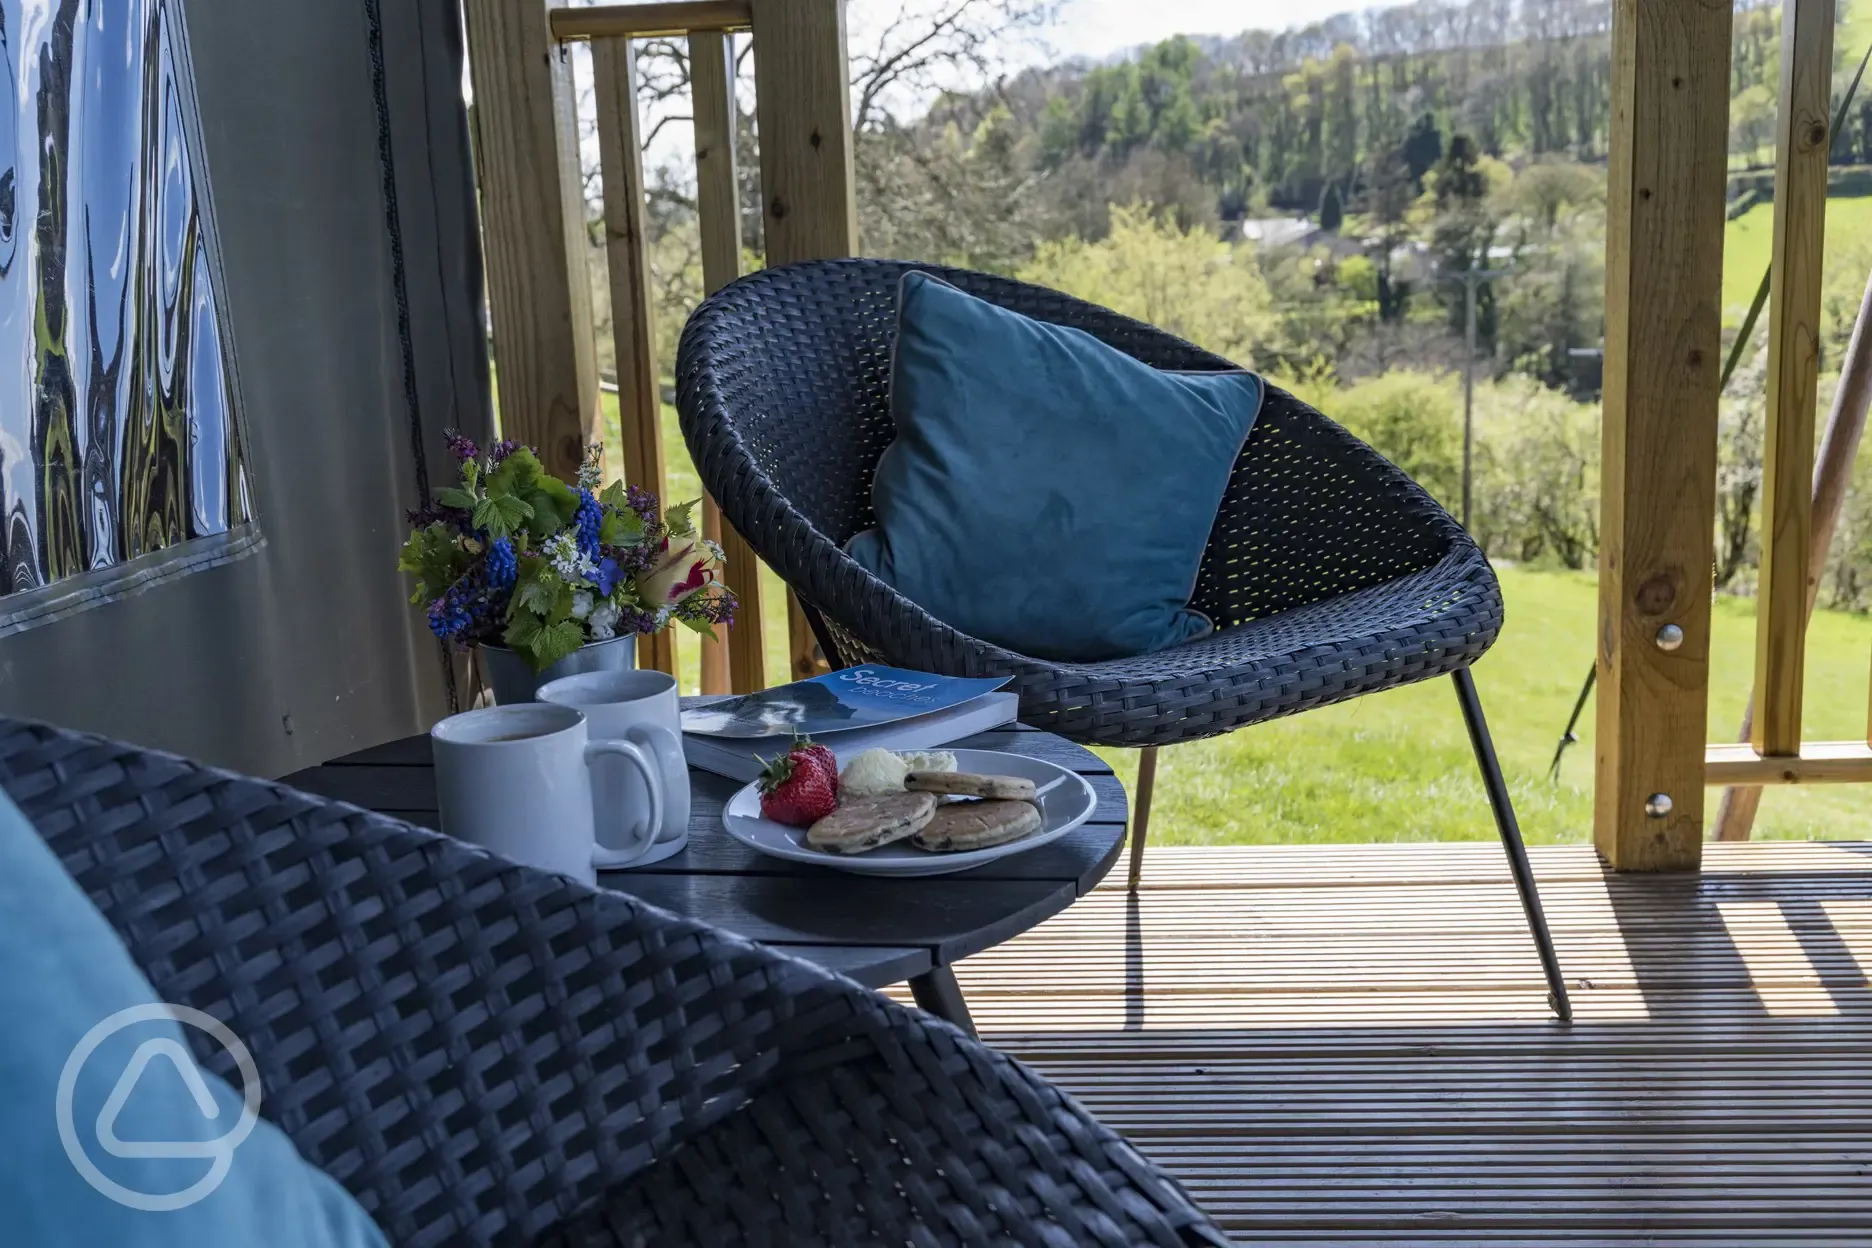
[[625, 485, 660, 526], [488, 439, 519, 465], [445, 430, 480, 463]]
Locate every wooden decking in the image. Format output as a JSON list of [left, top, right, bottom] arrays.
[[919, 841, 1872, 1245]]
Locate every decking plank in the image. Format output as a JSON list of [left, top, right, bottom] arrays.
[[911, 841, 1872, 1244]]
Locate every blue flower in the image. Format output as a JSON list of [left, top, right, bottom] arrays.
[[592, 556, 621, 598], [486, 536, 518, 588], [574, 490, 603, 559]]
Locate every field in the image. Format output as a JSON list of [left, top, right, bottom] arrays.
[[1721, 194, 1872, 324], [614, 393, 1872, 846]]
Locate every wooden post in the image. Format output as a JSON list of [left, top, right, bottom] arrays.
[[592, 37, 676, 677], [690, 29, 766, 693], [461, 0, 601, 481], [751, 0, 857, 680], [1752, 0, 1834, 758], [1714, 271, 1872, 838], [1594, 0, 1732, 871]]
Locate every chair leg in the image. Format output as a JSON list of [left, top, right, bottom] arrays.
[[1127, 746, 1160, 891], [1451, 668, 1574, 1024]]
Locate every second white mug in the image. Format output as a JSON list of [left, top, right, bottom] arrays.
[[539, 668, 691, 868]]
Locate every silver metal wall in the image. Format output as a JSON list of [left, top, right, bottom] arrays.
[[0, 0, 494, 775]]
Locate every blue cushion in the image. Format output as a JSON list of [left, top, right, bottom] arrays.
[[0, 791, 387, 1247], [846, 271, 1262, 662]]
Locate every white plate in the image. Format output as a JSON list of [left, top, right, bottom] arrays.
[[721, 748, 1097, 877]]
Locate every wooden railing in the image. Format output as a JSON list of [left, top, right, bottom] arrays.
[[463, 0, 857, 692], [1598, 0, 1859, 867]]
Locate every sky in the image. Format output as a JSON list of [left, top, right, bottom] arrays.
[[1050, 0, 1417, 61]]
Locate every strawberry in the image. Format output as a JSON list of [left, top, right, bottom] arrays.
[[758, 737, 841, 827]]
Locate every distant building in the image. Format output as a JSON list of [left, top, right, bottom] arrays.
[[1239, 217, 1320, 249]]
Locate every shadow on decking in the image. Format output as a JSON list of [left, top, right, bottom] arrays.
[[953, 842, 1872, 1245]]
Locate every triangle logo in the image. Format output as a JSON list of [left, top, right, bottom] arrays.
[[95, 1038, 225, 1160]]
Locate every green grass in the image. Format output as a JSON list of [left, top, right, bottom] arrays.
[[1089, 565, 1872, 845], [1722, 194, 1872, 325]]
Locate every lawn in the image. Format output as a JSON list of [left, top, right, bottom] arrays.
[[1091, 566, 1872, 845], [1722, 194, 1872, 325], [607, 381, 1872, 849]]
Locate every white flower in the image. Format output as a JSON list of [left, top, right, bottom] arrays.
[[546, 531, 597, 584], [571, 591, 594, 620]]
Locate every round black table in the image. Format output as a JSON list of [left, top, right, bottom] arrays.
[[285, 712, 1126, 1034]]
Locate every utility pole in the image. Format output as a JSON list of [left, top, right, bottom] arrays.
[[1455, 265, 1509, 530]]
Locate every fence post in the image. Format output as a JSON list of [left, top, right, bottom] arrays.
[[750, 0, 857, 680], [1752, 0, 1834, 758], [460, 0, 601, 482], [592, 36, 677, 677], [690, 29, 767, 693], [1594, 0, 1732, 870]]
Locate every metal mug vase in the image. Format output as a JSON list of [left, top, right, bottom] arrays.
[[479, 632, 637, 705]]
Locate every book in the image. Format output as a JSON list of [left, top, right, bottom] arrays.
[[681, 666, 1011, 738], [680, 666, 1019, 782]]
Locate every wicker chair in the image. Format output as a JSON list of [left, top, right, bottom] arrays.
[[677, 258, 1571, 1023], [0, 716, 1229, 1247]]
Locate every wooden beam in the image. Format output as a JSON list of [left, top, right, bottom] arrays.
[[1706, 741, 1872, 786], [592, 37, 676, 678], [1593, 0, 1732, 871], [1752, 0, 1835, 757], [461, 0, 601, 483], [751, 0, 856, 681], [689, 29, 765, 694], [1712, 268, 1872, 840], [550, 1, 751, 42]]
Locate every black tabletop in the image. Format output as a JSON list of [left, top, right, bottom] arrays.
[[284, 711, 1126, 990]]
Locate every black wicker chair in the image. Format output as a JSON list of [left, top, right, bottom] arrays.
[[677, 258, 1571, 1023], [0, 716, 1229, 1247]]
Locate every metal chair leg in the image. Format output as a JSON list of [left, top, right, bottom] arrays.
[[1451, 668, 1573, 1024], [1127, 746, 1159, 891]]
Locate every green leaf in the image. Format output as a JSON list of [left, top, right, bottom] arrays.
[[434, 486, 477, 511], [511, 573, 557, 619], [602, 507, 647, 547], [677, 614, 719, 641], [665, 499, 698, 537], [494, 494, 535, 530], [503, 611, 541, 650], [600, 481, 629, 511], [471, 497, 506, 538], [530, 620, 586, 670]]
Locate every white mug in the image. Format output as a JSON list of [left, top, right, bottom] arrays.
[[538, 669, 691, 868], [430, 703, 663, 885]]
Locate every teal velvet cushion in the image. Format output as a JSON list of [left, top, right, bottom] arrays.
[[0, 791, 387, 1247], [846, 271, 1262, 662]]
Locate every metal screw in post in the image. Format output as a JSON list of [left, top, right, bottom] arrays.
[[1645, 793, 1674, 818], [1654, 624, 1684, 651]]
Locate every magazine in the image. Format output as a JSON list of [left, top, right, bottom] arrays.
[[681, 691, 1020, 782], [680, 666, 1012, 738]]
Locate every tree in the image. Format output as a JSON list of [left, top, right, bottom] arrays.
[[1318, 181, 1344, 232], [1018, 204, 1279, 368], [1402, 112, 1443, 186]]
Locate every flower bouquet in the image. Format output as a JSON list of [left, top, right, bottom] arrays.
[[399, 434, 734, 687]]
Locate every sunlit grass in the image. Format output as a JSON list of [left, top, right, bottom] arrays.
[[1092, 565, 1872, 845]]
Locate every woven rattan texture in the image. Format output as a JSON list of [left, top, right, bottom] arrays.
[[676, 259, 1500, 747], [0, 717, 1226, 1247]]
